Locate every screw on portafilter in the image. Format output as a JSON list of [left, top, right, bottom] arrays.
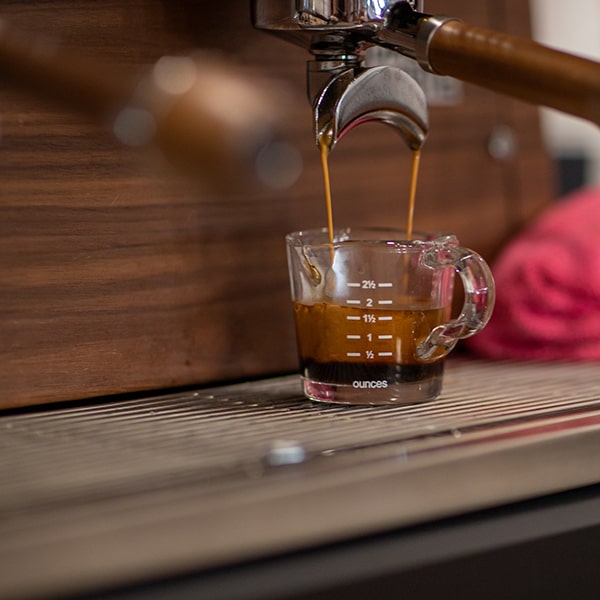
[[253, 0, 600, 152]]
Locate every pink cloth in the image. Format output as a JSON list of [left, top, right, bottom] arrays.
[[468, 186, 600, 361]]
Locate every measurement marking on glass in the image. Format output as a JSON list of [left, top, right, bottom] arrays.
[[346, 316, 361, 321], [378, 352, 393, 357], [347, 283, 361, 288], [378, 335, 393, 340], [378, 300, 393, 305], [346, 352, 362, 358], [346, 335, 361, 340], [378, 283, 393, 288], [346, 299, 361, 305], [378, 316, 393, 321]]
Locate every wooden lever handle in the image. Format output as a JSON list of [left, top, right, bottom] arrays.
[[0, 17, 282, 184], [427, 20, 600, 125]]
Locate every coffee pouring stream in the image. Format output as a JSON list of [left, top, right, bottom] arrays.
[[254, 0, 600, 150]]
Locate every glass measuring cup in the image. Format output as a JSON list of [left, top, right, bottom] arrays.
[[286, 227, 495, 405]]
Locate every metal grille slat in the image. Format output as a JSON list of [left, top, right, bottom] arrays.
[[1, 359, 600, 600], [2, 359, 599, 519]]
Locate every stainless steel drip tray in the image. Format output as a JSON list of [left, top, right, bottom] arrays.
[[2, 359, 600, 599]]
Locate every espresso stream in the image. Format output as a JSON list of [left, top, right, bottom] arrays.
[[318, 131, 421, 243], [294, 137, 444, 390]]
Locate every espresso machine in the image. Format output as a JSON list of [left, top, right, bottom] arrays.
[[2, 2, 600, 599], [254, 0, 599, 153]]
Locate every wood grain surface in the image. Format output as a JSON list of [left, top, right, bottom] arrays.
[[0, 0, 555, 408]]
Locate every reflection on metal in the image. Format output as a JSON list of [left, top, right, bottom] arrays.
[[365, 47, 464, 106], [314, 65, 428, 150]]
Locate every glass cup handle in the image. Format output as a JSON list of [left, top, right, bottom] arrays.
[[417, 246, 496, 361]]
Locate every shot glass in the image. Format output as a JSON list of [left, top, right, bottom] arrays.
[[286, 227, 495, 405]]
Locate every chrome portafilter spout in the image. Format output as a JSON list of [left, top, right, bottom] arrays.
[[310, 55, 429, 151], [253, 2, 430, 151]]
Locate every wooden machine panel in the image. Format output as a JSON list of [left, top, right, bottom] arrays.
[[0, 0, 555, 408]]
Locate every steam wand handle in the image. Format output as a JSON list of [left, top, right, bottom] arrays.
[[386, 3, 600, 125], [426, 20, 600, 125]]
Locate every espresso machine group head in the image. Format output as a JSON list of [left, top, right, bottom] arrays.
[[253, 0, 600, 150], [254, 1, 437, 150]]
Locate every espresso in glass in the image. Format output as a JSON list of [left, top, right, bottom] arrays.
[[294, 300, 448, 389], [286, 227, 495, 404]]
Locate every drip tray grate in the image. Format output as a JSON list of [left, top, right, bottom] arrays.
[[1, 359, 600, 599]]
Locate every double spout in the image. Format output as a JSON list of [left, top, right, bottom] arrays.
[[312, 63, 428, 151]]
